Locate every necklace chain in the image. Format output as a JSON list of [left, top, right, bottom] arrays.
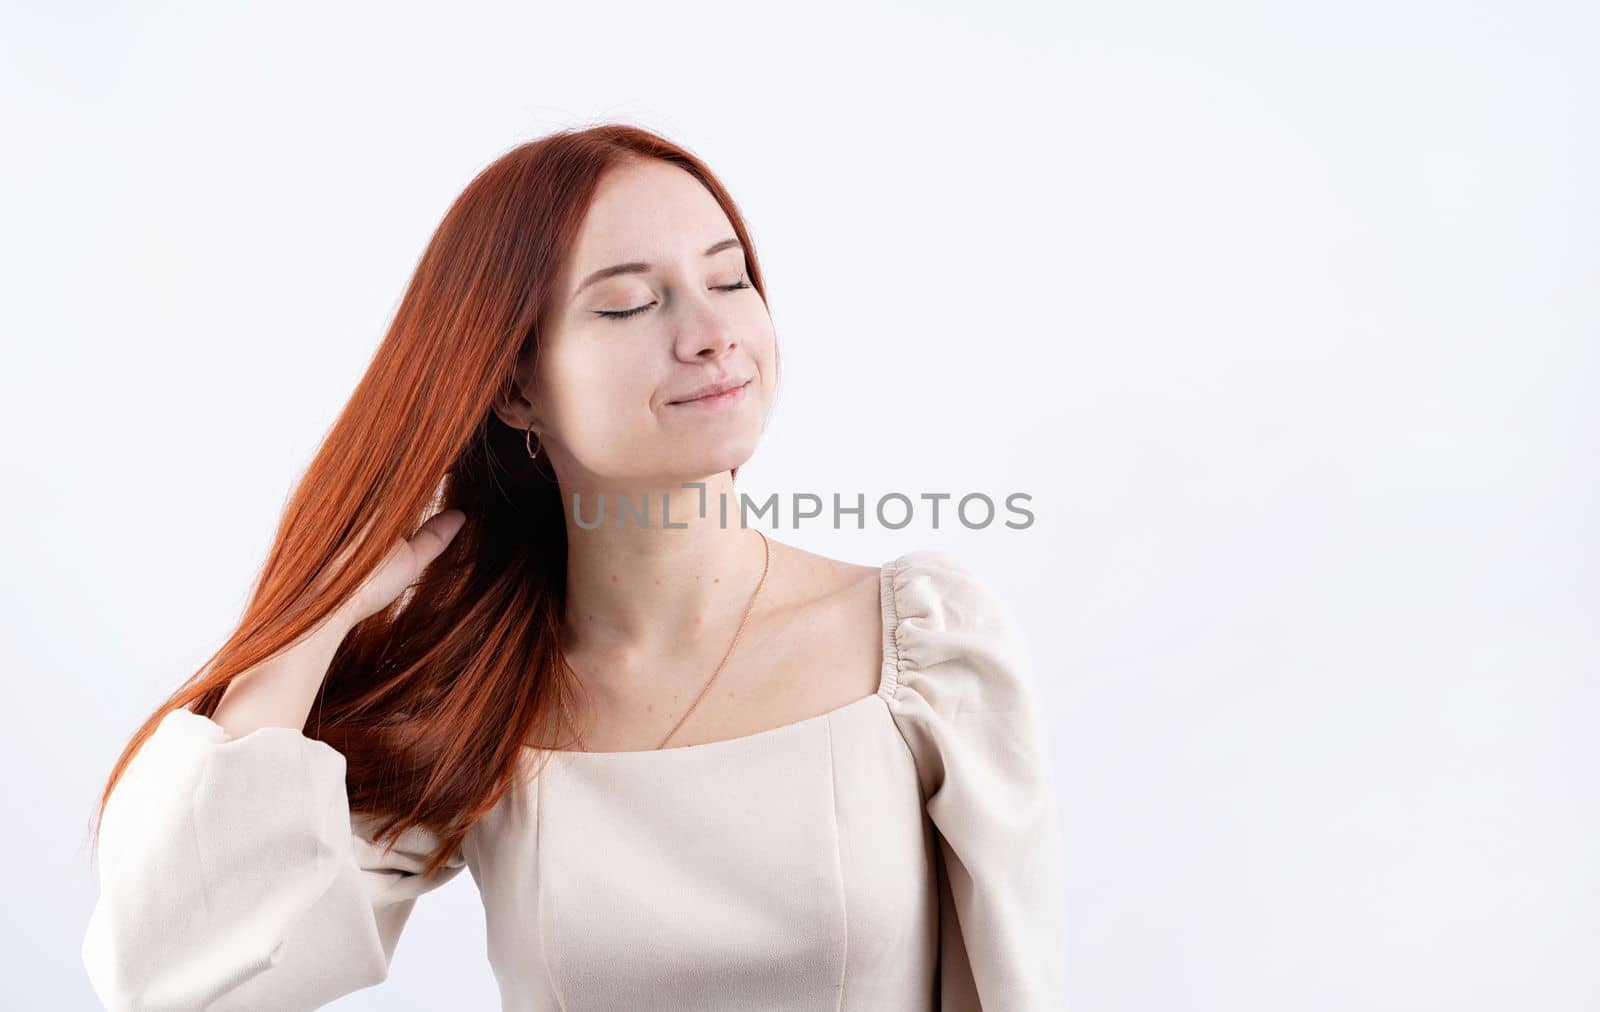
[[559, 528, 771, 753]]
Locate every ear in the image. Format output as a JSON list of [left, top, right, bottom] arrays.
[[491, 372, 544, 433]]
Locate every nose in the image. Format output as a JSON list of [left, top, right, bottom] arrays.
[[673, 289, 739, 362]]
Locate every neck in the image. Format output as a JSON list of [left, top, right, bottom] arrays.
[[558, 471, 768, 663]]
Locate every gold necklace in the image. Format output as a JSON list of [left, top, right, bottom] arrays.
[[560, 528, 771, 752]]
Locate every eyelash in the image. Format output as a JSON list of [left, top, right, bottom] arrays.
[[595, 278, 752, 320]]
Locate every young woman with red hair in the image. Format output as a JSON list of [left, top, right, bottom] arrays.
[[81, 123, 1065, 1010]]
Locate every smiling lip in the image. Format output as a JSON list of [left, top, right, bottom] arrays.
[[668, 378, 752, 407]]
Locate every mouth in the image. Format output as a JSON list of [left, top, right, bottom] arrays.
[[667, 378, 753, 408]]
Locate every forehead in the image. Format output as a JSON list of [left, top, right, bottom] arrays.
[[564, 160, 736, 281]]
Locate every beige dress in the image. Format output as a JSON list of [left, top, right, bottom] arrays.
[[82, 549, 1067, 1010]]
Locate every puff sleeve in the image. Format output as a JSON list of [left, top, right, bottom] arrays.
[[81, 707, 468, 1011], [883, 550, 1068, 1011]]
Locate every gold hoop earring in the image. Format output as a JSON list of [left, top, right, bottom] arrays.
[[524, 424, 542, 461]]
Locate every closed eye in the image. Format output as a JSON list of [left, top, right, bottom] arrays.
[[594, 278, 752, 320]]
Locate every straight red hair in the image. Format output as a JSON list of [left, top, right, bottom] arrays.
[[88, 123, 771, 876]]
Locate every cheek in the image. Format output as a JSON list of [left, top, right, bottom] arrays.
[[542, 343, 658, 432], [746, 314, 779, 380]]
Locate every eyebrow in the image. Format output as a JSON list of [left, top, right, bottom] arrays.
[[574, 237, 744, 296]]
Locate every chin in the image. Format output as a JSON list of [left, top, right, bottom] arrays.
[[668, 438, 758, 482]]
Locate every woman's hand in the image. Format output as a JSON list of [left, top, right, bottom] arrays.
[[328, 508, 469, 633], [213, 508, 469, 738]]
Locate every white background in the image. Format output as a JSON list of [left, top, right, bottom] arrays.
[[4, 1, 1595, 1009]]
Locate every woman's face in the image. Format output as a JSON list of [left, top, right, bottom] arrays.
[[506, 158, 777, 489]]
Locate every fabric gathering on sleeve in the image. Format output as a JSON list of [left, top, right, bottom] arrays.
[[81, 707, 467, 1012], [881, 549, 1069, 1012]]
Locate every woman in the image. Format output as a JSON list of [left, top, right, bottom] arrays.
[[81, 124, 1066, 1010]]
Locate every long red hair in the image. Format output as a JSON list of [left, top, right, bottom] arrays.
[[87, 123, 771, 876]]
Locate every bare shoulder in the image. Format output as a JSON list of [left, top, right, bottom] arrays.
[[750, 539, 886, 705], [762, 540, 882, 629], [763, 539, 881, 601]]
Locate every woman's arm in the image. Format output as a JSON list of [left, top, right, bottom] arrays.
[[83, 510, 470, 1010]]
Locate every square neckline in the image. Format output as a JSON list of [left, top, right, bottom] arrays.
[[525, 556, 903, 758]]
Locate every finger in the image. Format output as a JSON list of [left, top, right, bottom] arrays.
[[324, 512, 384, 582], [408, 508, 466, 570]]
